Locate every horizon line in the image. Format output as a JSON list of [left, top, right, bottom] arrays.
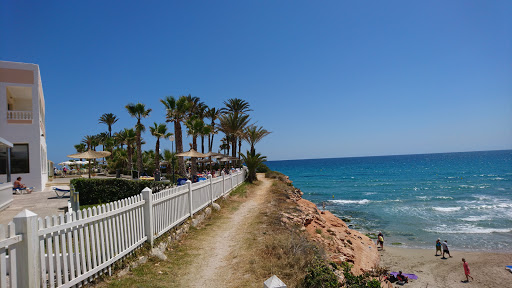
[[267, 148, 512, 162]]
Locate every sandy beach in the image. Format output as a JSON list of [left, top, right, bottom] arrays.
[[379, 246, 512, 288]]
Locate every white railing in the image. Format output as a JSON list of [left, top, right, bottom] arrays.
[[7, 168, 246, 287], [0, 222, 22, 288], [7, 111, 32, 121]]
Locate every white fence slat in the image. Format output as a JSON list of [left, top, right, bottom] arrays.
[[82, 210, 92, 283], [38, 218, 47, 287], [89, 207, 98, 272], [118, 201, 126, 253], [114, 202, 122, 255], [104, 205, 112, 275], [77, 211, 88, 278], [65, 212, 76, 280], [0, 225, 7, 288], [52, 215, 62, 287], [98, 205, 106, 273], [8, 222, 17, 288], [72, 211, 82, 278], [45, 217, 55, 288], [59, 214, 69, 283]]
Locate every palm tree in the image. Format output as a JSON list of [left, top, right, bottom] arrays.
[[220, 98, 252, 115], [243, 125, 271, 155], [206, 107, 221, 152], [218, 112, 250, 158], [185, 116, 206, 176], [74, 143, 86, 153], [125, 103, 152, 174], [161, 95, 189, 176], [98, 113, 119, 138], [124, 128, 137, 172], [163, 149, 177, 178], [150, 122, 172, 172], [114, 129, 127, 149], [82, 135, 96, 150], [240, 150, 266, 183]]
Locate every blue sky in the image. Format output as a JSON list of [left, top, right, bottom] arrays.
[[1, 1, 511, 163]]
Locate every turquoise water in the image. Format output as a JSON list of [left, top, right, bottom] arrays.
[[266, 150, 512, 252]]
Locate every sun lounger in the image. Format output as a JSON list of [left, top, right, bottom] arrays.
[[13, 187, 33, 194], [53, 187, 70, 198], [506, 265, 512, 272]]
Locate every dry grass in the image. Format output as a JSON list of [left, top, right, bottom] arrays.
[[225, 179, 327, 288]]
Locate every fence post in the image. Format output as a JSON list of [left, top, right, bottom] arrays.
[[208, 174, 213, 205], [221, 171, 225, 195], [13, 209, 40, 288], [141, 187, 154, 245], [187, 180, 193, 218], [231, 171, 234, 190]]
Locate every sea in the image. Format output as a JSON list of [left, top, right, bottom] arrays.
[[266, 150, 512, 252]]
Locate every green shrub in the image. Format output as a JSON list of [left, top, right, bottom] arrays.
[[256, 163, 270, 173], [302, 258, 339, 288], [71, 178, 170, 205], [341, 261, 382, 288]]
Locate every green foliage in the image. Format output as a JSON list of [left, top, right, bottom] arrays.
[[341, 261, 382, 288], [256, 163, 270, 173], [71, 178, 169, 205], [302, 258, 339, 288], [240, 150, 266, 183]]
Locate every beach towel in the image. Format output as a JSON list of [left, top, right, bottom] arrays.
[[390, 272, 418, 280]]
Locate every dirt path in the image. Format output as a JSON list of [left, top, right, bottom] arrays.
[[180, 174, 271, 288]]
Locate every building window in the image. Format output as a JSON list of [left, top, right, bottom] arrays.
[[10, 144, 29, 174], [0, 147, 7, 174]]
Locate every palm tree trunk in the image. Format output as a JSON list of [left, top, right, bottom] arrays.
[[175, 121, 186, 175], [201, 135, 205, 153], [238, 138, 242, 160], [136, 122, 143, 174], [191, 137, 197, 177], [155, 137, 160, 171], [127, 144, 133, 172], [208, 134, 211, 152], [231, 137, 237, 158]]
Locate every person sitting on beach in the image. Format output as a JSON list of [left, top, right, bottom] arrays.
[[397, 271, 408, 283], [377, 232, 384, 249], [13, 177, 32, 193], [442, 240, 452, 258], [435, 238, 442, 256]]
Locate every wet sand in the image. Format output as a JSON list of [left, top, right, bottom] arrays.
[[379, 246, 512, 287]]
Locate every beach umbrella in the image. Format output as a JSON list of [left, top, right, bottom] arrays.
[[201, 152, 226, 170], [175, 149, 207, 158], [67, 150, 111, 178]]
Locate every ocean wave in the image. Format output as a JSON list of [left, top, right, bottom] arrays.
[[435, 196, 454, 200], [432, 207, 461, 212], [330, 199, 370, 205], [465, 203, 512, 210], [425, 224, 512, 234], [461, 216, 492, 222]]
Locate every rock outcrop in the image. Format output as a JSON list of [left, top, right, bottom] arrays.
[[282, 187, 380, 274]]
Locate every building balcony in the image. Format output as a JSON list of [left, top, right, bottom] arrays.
[[7, 110, 32, 124]]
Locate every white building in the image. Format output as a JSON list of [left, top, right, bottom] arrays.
[[0, 61, 48, 192]]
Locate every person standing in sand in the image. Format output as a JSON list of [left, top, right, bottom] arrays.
[[462, 258, 474, 282], [377, 232, 384, 249], [442, 240, 452, 258], [435, 238, 442, 256]]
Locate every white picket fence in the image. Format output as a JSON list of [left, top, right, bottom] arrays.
[[0, 169, 246, 288]]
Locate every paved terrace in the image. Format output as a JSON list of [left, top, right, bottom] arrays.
[[0, 177, 75, 226]]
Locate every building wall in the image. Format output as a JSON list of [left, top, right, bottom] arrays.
[[0, 61, 48, 191]]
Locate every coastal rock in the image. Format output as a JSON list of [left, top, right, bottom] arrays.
[[212, 203, 221, 211], [279, 184, 380, 274]]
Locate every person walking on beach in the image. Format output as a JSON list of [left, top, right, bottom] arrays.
[[435, 238, 442, 256], [462, 258, 474, 282], [442, 240, 452, 258], [377, 232, 384, 250]]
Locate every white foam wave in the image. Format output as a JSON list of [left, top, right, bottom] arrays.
[[435, 196, 454, 200], [330, 199, 370, 205], [417, 196, 428, 200], [466, 203, 512, 210], [432, 207, 461, 212], [425, 224, 512, 234], [461, 216, 492, 222]]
